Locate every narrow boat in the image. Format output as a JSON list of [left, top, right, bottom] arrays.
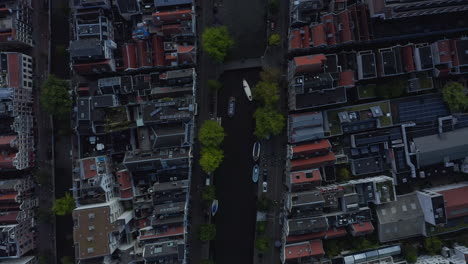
[[211, 199, 218, 216], [243, 78, 252, 101], [252, 141, 261, 162], [252, 164, 260, 183]]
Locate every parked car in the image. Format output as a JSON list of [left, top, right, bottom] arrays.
[[262, 181, 268, 193], [228, 97, 236, 117], [263, 168, 268, 181]]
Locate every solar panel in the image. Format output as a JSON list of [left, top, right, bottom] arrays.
[[398, 95, 449, 124]]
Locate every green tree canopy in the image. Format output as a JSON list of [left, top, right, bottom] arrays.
[[257, 221, 267, 234], [202, 26, 234, 62], [338, 167, 351, 182], [268, 34, 281, 46], [52, 192, 75, 216], [253, 81, 279, 106], [208, 79, 223, 92], [254, 107, 285, 139], [442, 82, 468, 113], [199, 224, 216, 241], [257, 195, 271, 211], [198, 120, 225, 148], [255, 237, 270, 253], [425, 236, 443, 255], [202, 185, 216, 201], [200, 147, 224, 174], [403, 244, 418, 263], [260, 68, 281, 83], [40, 75, 72, 120], [61, 256, 74, 264]]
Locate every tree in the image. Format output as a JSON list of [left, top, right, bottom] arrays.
[[268, 0, 279, 14], [198, 120, 225, 148], [254, 107, 285, 139], [268, 34, 281, 46], [40, 75, 72, 120], [202, 26, 234, 62], [208, 79, 223, 92], [38, 251, 53, 264], [255, 237, 270, 253], [253, 81, 279, 106], [425, 236, 443, 255], [442, 82, 468, 113], [324, 239, 341, 257], [201, 260, 214, 264], [403, 244, 418, 263], [202, 185, 216, 201], [260, 68, 281, 83], [338, 167, 351, 182], [257, 195, 271, 211], [61, 256, 74, 264], [52, 192, 75, 216], [199, 224, 216, 241], [257, 221, 267, 234], [199, 147, 224, 174]]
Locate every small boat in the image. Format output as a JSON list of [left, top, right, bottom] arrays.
[[252, 141, 261, 161], [243, 78, 252, 101], [252, 164, 260, 183], [211, 199, 218, 216]]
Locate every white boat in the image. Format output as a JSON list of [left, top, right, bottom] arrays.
[[243, 78, 252, 101]]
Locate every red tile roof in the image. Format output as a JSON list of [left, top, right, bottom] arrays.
[[0, 135, 15, 148], [73, 60, 113, 74], [291, 169, 321, 185], [80, 157, 97, 179], [122, 43, 137, 70], [311, 24, 326, 47], [0, 211, 18, 224], [117, 169, 132, 190], [451, 39, 460, 66], [403, 45, 415, 72], [286, 232, 326, 243], [291, 152, 336, 171], [139, 226, 185, 240], [0, 32, 13, 43], [338, 70, 355, 87], [290, 29, 302, 49], [437, 40, 452, 64], [325, 227, 347, 238], [338, 10, 352, 43], [351, 221, 374, 235], [7, 53, 19, 88], [138, 218, 150, 229], [293, 140, 331, 155], [357, 4, 371, 41], [0, 153, 15, 169], [293, 54, 327, 74], [439, 186, 468, 219], [152, 9, 192, 25], [152, 35, 165, 67], [136, 40, 152, 67], [120, 189, 133, 200], [285, 240, 324, 260], [161, 24, 182, 35], [0, 193, 17, 201]]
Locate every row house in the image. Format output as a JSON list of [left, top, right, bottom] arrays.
[[0, 0, 33, 47], [0, 52, 34, 171], [0, 176, 38, 259]]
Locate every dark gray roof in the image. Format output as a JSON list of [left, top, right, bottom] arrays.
[[357, 51, 377, 79], [288, 216, 328, 235], [288, 112, 324, 143], [115, 0, 139, 13], [154, 0, 192, 7], [91, 95, 117, 108], [290, 191, 324, 206], [414, 127, 468, 167], [69, 39, 103, 58], [456, 39, 468, 66], [376, 193, 424, 242], [77, 97, 91, 121]]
